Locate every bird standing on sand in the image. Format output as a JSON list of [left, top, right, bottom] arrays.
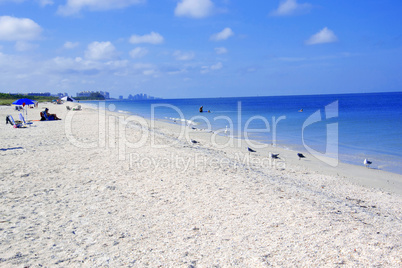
[[297, 153, 306, 160], [248, 147, 256, 153], [364, 159, 372, 168], [270, 153, 280, 159]]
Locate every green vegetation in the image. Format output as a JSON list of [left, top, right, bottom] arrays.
[[75, 92, 105, 101], [0, 93, 54, 105], [0, 92, 105, 105]]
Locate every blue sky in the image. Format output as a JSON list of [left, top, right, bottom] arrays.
[[0, 0, 401, 99]]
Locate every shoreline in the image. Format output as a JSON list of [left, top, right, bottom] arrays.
[[97, 102, 402, 191], [81, 97, 402, 176], [1, 102, 401, 266]]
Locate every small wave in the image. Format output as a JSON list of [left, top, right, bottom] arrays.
[[166, 117, 199, 126]]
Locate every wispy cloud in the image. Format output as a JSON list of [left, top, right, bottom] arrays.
[[210, 28, 234, 41], [129, 47, 148, 59], [63, 41, 79, 49], [38, 0, 53, 6], [276, 57, 307, 62], [201, 62, 222, 73], [275, 52, 354, 63], [305, 27, 338, 45], [15, 41, 38, 51], [175, 0, 215, 18], [129, 32, 164, 44], [173, 50, 195, 61], [57, 0, 144, 16], [215, 47, 227, 54], [0, 16, 42, 41], [270, 0, 312, 16]]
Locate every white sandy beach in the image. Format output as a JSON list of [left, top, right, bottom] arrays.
[[0, 103, 401, 267]]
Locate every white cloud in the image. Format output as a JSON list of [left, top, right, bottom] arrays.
[[210, 27, 233, 41], [175, 0, 214, 18], [0, 16, 42, 41], [51, 56, 131, 73], [143, 69, 155, 76], [57, 0, 144, 16], [276, 57, 306, 62], [214, 47, 227, 54], [129, 32, 164, 44], [201, 62, 222, 73], [63, 41, 79, 49], [173, 50, 195, 61], [129, 47, 148, 58], [85, 41, 118, 60], [15, 41, 38, 51], [38, 0, 53, 6], [270, 0, 312, 16], [305, 27, 338, 45], [210, 62, 222, 70]]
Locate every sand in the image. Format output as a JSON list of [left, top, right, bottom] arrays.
[[0, 102, 401, 267]]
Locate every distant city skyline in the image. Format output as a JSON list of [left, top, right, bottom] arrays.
[[0, 1, 401, 98]]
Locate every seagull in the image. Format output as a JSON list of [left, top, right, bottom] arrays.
[[364, 159, 372, 168], [247, 147, 256, 153], [270, 153, 280, 159], [297, 153, 306, 160], [191, 139, 199, 144]]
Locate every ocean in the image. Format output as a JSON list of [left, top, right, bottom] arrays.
[[82, 92, 402, 174]]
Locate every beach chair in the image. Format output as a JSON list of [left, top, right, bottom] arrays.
[[19, 113, 33, 127], [6, 115, 25, 128], [40, 110, 60, 121], [72, 105, 81, 111], [40, 111, 49, 121]]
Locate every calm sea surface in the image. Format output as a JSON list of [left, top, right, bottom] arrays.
[[82, 92, 402, 174]]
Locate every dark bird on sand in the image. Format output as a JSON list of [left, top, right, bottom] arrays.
[[297, 153, 306, 160], [364, 158, 372, 168], [270, 153, 280, 159], [247, 147, 256, 153]]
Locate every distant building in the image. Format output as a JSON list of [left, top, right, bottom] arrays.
[[99, 91, 110, 99], [27, 92, 51, 96], [76, 91, 91, 98], [76, 91, 110, 99], [126, 93, 155, 100], [57, 93, 68, 98]]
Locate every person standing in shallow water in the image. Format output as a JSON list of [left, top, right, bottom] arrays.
[[199, 106, 203, 113]]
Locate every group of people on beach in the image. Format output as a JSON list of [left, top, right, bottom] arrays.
[[40, 108, 61, 120]]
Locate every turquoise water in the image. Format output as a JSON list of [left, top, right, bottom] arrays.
[[82, 92, 402, 174]]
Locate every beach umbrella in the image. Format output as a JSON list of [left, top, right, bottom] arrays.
[[12, 98, 36, 120], [12, 98, 36, 106]]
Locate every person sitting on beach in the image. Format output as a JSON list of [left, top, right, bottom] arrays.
[[40, 108, 61, 121]]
